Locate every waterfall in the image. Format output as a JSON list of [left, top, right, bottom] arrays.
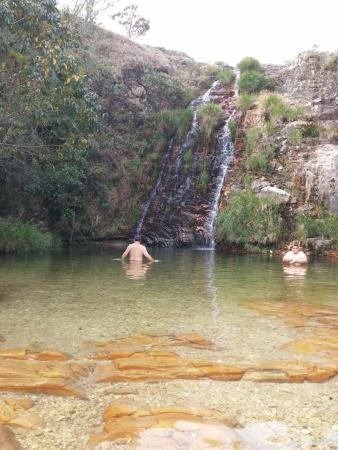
[[203, 71, 239, 249], [136, 138, 174, 235], [204, 113, 235, 249], [136, 82, 218, 236], [136, 74, 238, 247]]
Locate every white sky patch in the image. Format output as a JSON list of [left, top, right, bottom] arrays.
[[58, 0, 338, 65]]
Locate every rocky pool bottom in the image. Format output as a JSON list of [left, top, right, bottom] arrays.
[[0, 249, 337, 449]]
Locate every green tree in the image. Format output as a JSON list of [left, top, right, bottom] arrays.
[[0, 0, 99, 238]]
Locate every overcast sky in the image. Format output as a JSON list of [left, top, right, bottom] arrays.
[[59, 0, 338, 65]]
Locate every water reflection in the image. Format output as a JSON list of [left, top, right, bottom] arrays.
[[122, 260, 153, 280], [283, 264, 308, 279]]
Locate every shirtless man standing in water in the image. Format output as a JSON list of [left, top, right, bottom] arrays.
[[283, 243, 308, 265], [121, 236, 154, 262]]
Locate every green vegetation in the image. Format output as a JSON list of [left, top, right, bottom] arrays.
[[197, 103, 223, 139], [0, 218, 60, 254], [288, 128, 303, 146], [245, 127, 262, 151], [218, 68, 235, 85], [295, 210, 338, 243], [197, 161, 209, 193], [245, 152, 270, 172], [237, 57, 261, 73], [237, 93, 256, 111], [216, 192, 284, 245], [238, 70, 266, 93], [183, 148, 193, 175], [156, 108, 193, 139], [228, 119, 237, 139]]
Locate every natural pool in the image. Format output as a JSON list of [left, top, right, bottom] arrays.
[[0, 247, 337, 449]]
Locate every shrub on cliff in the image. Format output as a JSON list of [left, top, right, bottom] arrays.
[[216, 192, 284, 245], [218, 68, 235, 85], [239, 70, 266, 93], [0, 218, 61, 253], [197, 103, 223, 139], [237, 57, 261, 73], [237, 93, 256, 111], [156, 108, 193, 139]]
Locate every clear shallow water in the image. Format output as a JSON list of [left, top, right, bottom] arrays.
[[0, 247, 337, 357]]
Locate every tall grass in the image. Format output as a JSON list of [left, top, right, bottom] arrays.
[[197, 103, 223, 139], [295, 210, 338, 243], [0, 218, 61, 253], [216, 192, 284, 245]]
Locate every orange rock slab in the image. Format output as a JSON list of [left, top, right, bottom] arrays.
[[0, 348, 71, 361], [0, 398, 44, 429], [85, 332, 218, 360], [0, 360, 91, 397], [93, 350, 245, 383], [90, 403, 236, 448], [244, 360, 338, 383]]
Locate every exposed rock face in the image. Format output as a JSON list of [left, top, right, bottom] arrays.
[[138, 81, 236, 247], [264, 51, 338, 218], [304, 144, 338, 213]]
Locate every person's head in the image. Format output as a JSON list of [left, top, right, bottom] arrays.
[[134, 235, 141, 243], [291, 244, 300, 254]]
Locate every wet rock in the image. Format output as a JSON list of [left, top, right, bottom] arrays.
[[90, 403, 237, 448], [306, 237, 332, 253], [0, 359, 91, 397], [93, 350, 245, 383], [84, 332, 218, 360], [0, 348, 72, 361], [0, 425, 22, 450]]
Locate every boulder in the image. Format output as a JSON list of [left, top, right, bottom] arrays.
[[258, 186, 291, 204], [251, 179, 270, 193]]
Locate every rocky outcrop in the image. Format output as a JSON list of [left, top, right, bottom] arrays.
[[304, 144, 338, 213], [139, 81, 236, 246]]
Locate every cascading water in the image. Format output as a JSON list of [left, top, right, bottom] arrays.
[[137, 74, 238, 247], [203, 113, 235, 248], [136, 138, 174, 235], [136, 82, 218, 236]]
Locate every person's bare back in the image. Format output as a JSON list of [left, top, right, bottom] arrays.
[[121, 236, 154, 262]]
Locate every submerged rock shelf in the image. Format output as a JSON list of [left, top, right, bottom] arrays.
[[0, 302, 337, 449]]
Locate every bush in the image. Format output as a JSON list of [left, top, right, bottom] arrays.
[[197, 103, 223, 139], [237, 93, 256, 111], [216, 191, 284, 245], [237, 57, 261, 73], [288, 128, 303, 146], [260, 94, 289, 120], [303, 122, 320, 138], [239, 70, 266, 93], [246, 152, 270, 172], [295, 210, 338, 243], [0, 218, 61, 253], [156, 108, 193, 139], [218, 68, 235, 85]]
